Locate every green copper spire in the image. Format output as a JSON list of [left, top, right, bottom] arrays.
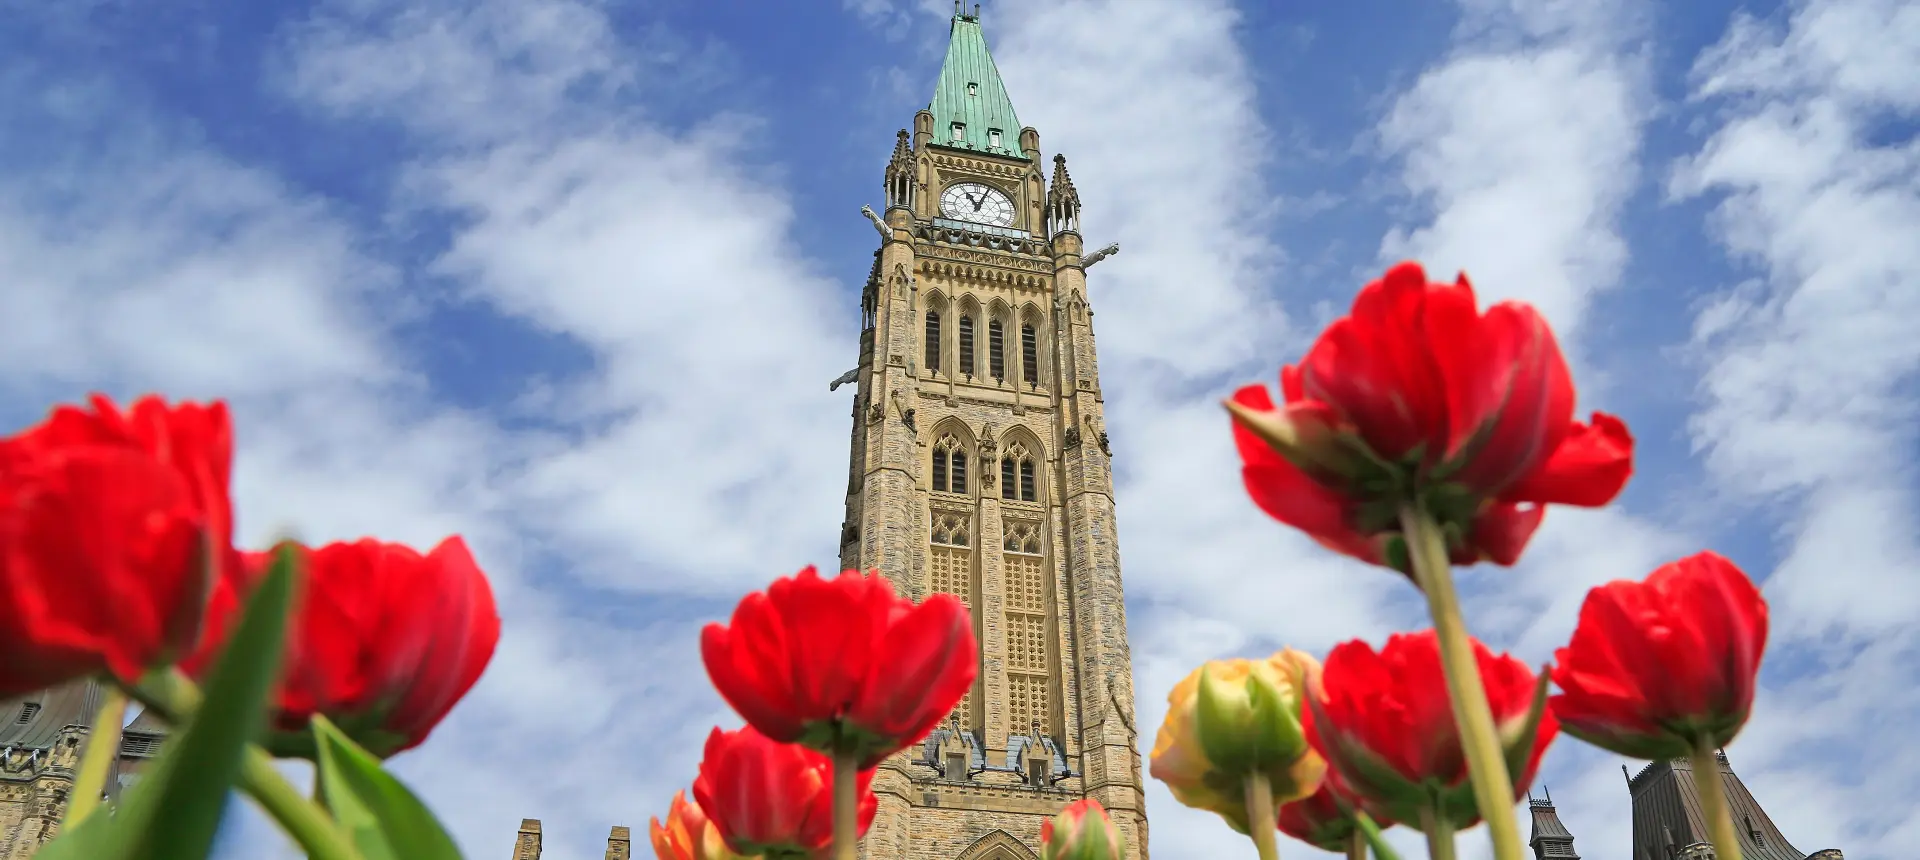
[[927, 5, 1025, 159]]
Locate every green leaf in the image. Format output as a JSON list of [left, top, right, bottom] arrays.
[[313, 715, 463, 860], [39, 545, 300, 860]]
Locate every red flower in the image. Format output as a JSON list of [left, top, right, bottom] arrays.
[[189, 536, 500, 758], [1550, 551, 1769, 760], [1303, 630, 1556, 830], [692, 726, 876, 858], [1276, 771, 1391, 852], [1227, 262, 1633, 571], [701, 566, 976, 768], [0, 395, 232, 697]]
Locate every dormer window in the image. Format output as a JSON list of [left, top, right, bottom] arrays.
[[988, 128, 1002, 148], [951, 122, 965, 141], [944, 751, 967, 781], [967, 82, 978, 96]]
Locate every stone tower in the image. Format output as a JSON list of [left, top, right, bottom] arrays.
[[1624, 750, 1843, 860], [835, 6, 1147, 860], [1525, 788, 1580, 859], [0, 681, 166, 859]]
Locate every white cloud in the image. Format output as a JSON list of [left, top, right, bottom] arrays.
[[1672, 0, 1920, 854]]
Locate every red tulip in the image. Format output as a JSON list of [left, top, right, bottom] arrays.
[[1303, 630, 1556, 830], [1227, 262, 1633, 571], [701, 566, 976, 768], [692, 726, 876, 858], [188, 536, 500, 758], [1550, 551, 1769, 760], [0, 395, 232, 697], [1276, 771, 1391, 852]]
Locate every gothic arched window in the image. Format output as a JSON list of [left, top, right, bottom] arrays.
[[989, 319, 1006, 381], [933, 434, 967, 494], [1021, 323, 1039, 385], [1000, 442, 1037, 503], [958, 315, 975, 377], [924, 310, 942, 373]]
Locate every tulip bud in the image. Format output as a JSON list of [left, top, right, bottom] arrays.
[[1149, 650, 1328, 833], [1041, 799, 1126, 860], [649, 791, 752, 860]]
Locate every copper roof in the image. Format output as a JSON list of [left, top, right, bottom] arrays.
[[1627, 750, 1805, 860], [1526, 789, 1581, 858]]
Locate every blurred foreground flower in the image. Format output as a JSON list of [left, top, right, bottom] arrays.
[[188, 536, 500, 758], [651, 789, 756, 860], [1225, 261, 1633, 571], [692, 726, 876, 859], [701, 566, 976, 769], [1150, 650, 1324, 860], [1041, 798, 1126, 860], [1303, 631, 1554, 840], [1277, 771, 1391, 854], [0, 395, 233, 697]]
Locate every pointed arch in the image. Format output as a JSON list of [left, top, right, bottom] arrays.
[[923, 290, 950, 376], [995, 425, 1047, 505], [929, 417, 976, 496], [987, 297, 1014, 382], [1018, 302, 1047, 387], [955, 830, 1038, 860], [956, 294, 983, 379]]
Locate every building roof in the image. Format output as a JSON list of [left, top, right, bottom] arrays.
[[0, 679, 104, 749], [1627, 751, 1805, 860], [925, 7, 1026, 160]]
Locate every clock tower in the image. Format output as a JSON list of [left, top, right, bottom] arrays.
[[838, 6, 1147, 860]]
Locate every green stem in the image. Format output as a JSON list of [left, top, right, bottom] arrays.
[[1354, 811, 1405, 860], [832, 754, 858, 860], [1690, 739, 1743, 860], [1243, 772, 1280, 860], [130, 670, 360, 860], [61, 685, 129, 829], [1400, 506, 1524, 860], [1419, 807, 1457, 860], [240, 745, 359, 860]]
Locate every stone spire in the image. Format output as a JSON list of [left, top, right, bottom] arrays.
[[1047, 154, 1081, 235]]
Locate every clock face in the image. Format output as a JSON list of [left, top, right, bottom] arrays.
[[940, 182, 1016, 228]]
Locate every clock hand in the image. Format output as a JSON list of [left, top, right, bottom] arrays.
[[970, 194, 985, 211]]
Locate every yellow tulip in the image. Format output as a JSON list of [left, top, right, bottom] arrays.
[[650, 790, 755, 860], [1148, 649, 1328, 834]]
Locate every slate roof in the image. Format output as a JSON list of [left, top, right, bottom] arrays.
[[1627, 750, 1806, 860]]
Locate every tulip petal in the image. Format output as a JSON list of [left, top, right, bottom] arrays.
[[1503, 412, 1634, 507]]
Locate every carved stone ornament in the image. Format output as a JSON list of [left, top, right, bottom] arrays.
[[866, 399, 885, 425], [1106, 671, 1137, 734], [1098, 431, 1112, 457], [903, 408, 918, 433], [1064, 427, 1082, 448], [859, 204, 891, 242]]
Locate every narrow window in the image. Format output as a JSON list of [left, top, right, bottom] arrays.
[[1020, 460, 1036, 502], [932, 451, 949, 492], [1002, 458, 1016, 500], [967, 82, 978, 96], [945, 751, 967, 781], [989, 319, 1006, 380], [988, 129, 1002, 148], [958, 315, 975, 376], [924, 311, 942, 372], [1026, 756, 1048, 787], [1021, 324, 1038, 385], [951, 452, 968, 494], [951, 122, 965, 141], [16, 703, 39, 724]]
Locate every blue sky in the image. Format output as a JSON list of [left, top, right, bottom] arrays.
[[2, 0, 1915, 858]]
